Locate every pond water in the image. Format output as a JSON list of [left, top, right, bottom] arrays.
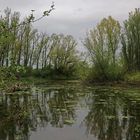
[[0, 81, 140, 140]]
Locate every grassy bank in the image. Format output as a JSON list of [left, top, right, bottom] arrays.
[[124, 72, 140, 82], [1, 68, 140, 93], [84, 71, 140, 87]]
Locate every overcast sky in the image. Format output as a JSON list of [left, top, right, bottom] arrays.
[[0, 0, 140, 40]]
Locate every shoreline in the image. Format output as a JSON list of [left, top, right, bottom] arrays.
[[1, 77, 140, 93]]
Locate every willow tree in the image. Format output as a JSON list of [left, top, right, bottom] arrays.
[[48, 34, 79, 76], [84, 16, 121, 81], [122, 8, 140, 71]]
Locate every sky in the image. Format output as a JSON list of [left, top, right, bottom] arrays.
[[0, 0, 140, 41]]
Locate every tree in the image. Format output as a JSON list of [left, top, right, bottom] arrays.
[[122, 8, 140, 71], [48, 34, 79, 77], [84, 16, 121, 81], [0, 3, 55, 67]]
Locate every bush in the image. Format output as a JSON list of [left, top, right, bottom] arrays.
[[87, 63, 124, 82], [124, 71, 140, 82]]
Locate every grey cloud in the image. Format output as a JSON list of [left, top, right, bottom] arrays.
[[0, 0, 140, 40], [34, 16, 98, 39]]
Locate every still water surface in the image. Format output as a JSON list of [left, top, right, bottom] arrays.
[[0, 81, 140, 140]]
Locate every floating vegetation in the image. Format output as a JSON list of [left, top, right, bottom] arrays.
[[64, 119, 75, 125], [106, 116, 116, 119]]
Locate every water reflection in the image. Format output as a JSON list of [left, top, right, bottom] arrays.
[[0, 87, 81, 140], [84, 88, 140, 140], [0, 86, 139, 140]]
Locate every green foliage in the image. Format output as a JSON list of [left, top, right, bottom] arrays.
[[0, 67, 15, 80], [0, 67, 15, 88], [32, 68, 49, 78], [87, 63, 124, 82], [0, 8, 81, 80], [0, 66, 26, 85], [122, 8, 140, 71], [45, 34, 80, 78], [75, 60, 90, 80], [10, 65, 26, 74], [84, 16, 122, 82], [125, 71, 140, 82]]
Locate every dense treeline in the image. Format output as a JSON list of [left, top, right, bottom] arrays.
[[0, 8, 140, 82], [84, 8, 140, 82], [0, 8, 82, 79]]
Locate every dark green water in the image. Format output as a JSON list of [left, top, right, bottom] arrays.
[[0, 82, 140, 140]]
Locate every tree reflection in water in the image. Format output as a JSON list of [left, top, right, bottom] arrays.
[[0, 87, 79, 140], [0, 86, 140, 140], [83, 88, 140, 140]]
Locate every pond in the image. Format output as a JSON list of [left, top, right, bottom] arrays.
[[0, 81, 140, 140]]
